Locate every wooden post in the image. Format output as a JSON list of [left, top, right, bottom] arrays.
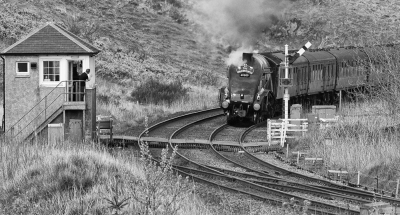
[[357, 171, 360, 186], [267, 119, 271, 145], [339, 90, 342, 112], [297, 151, 300, 164], [286, 142, 289, 158], [396, 179, 399, 198]]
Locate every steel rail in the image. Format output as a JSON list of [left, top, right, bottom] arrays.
[[206, 123, 368, 205], [167, 117, 360, 215], [238, 122, 400, 206], [137, 108, 222, 144]]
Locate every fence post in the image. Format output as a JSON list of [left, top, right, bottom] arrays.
[[396, 179, 399, 198], [301, 122, 305, 137], [357, 171, 360, 186], [267, 119, 271, 145], [296, 151, 300, 164], [280, 121, 284, 147]]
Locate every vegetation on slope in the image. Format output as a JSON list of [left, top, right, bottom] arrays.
[[2, 0, 400, 213], [0, 139, 308, 215]]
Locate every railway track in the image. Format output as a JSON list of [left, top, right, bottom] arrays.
[[117, 108, 399, 213], [239, 122, 400, 206], [206, 123, 370, 206], [133, 109, 361, 214], [167, 114, 361, 214]]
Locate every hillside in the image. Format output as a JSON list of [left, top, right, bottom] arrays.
[[2, 0, 400, 128], [2, 0, 400, 214], [189, 0, 400, 51], [0, 0, 228, 130]]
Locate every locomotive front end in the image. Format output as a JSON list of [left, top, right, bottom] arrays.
[[219, 53, 274, 125], [220, 55, 264, 124]]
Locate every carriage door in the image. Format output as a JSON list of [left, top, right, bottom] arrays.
[[322, 65, 327, 91]]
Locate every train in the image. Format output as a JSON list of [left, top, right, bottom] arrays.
[[219, 45, 393, 124]]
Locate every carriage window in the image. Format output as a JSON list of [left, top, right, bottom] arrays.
[[320, 67, 322, 80], [327, 65, 330, 78], [314, 66, 317, 80]]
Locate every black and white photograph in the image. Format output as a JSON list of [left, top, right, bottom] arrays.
[[1, 0, 400, 214]]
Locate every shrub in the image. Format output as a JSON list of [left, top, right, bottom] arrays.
[[130, 78, 189, 105]]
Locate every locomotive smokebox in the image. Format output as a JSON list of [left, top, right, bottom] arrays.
[[242, 53, 253, 64]]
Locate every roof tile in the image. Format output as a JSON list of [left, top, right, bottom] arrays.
[[1, 23, 101, 55]]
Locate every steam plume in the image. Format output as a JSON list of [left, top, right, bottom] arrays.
[[189, 0, 291, 47], [188, 0, 293, 65]]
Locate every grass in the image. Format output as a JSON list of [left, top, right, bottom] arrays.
[[295, 99, 400, 193], [0, 137, 313, 215], [0, 138, 207, 215], [96, 78, 219, 134]]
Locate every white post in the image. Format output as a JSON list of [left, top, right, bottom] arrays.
[[339, 90, 342, 112], [284, 44, 289, 124], [283, 45, 289, 155], [280, 121, 286, 147], [297, 151, 300, 164], [357, 171, 360, 186], [267, 119, 271, 145], [286, 141, 289, 158], [396, 179, 399, 198]]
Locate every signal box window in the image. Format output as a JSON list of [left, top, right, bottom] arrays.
[[43, 61, 60, 81], [16, 62, 30, 76]]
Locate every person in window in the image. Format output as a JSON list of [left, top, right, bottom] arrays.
[[78, 69, 90, 101]]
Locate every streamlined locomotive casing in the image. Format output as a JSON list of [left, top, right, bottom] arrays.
[[220, 45, 397, 125], [220, 53, 274, 124], [220, 47, 384, 125]]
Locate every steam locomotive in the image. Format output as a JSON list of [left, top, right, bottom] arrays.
[[219, 46, 390, 124]]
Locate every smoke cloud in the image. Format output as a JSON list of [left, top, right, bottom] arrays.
[[226, 47, 258, 67], [189, 0, 291, 47], [188, 0, 292, 65]]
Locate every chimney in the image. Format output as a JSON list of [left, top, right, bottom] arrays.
[[242, 53, 253, 64]]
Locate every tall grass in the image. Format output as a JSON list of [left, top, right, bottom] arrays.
[[0, 137, 305, 215], [130, 78, 189, 105], [298, 100, 400, 191], [96, 78, 218, 133], [0, 137, 215, 214]]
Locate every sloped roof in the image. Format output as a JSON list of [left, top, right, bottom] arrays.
[[0, 23, 101, 55]]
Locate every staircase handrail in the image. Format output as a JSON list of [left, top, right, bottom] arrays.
[[12, 93, 64, 139], [5, 80, 85, 136]]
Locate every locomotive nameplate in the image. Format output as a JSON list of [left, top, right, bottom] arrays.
[[236, 64, 254, 74]]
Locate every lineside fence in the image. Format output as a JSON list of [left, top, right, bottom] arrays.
[[283, 151, 400, 198], [267, 116, 339, 147]]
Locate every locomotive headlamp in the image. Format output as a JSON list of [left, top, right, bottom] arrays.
[[222, 100, 230, 109], [253, 103, 260, 111]]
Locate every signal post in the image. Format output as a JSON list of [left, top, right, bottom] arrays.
[[280, 42, 311, 155]]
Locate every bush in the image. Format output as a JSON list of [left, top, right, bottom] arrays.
[[130, 78, 189, 105]]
